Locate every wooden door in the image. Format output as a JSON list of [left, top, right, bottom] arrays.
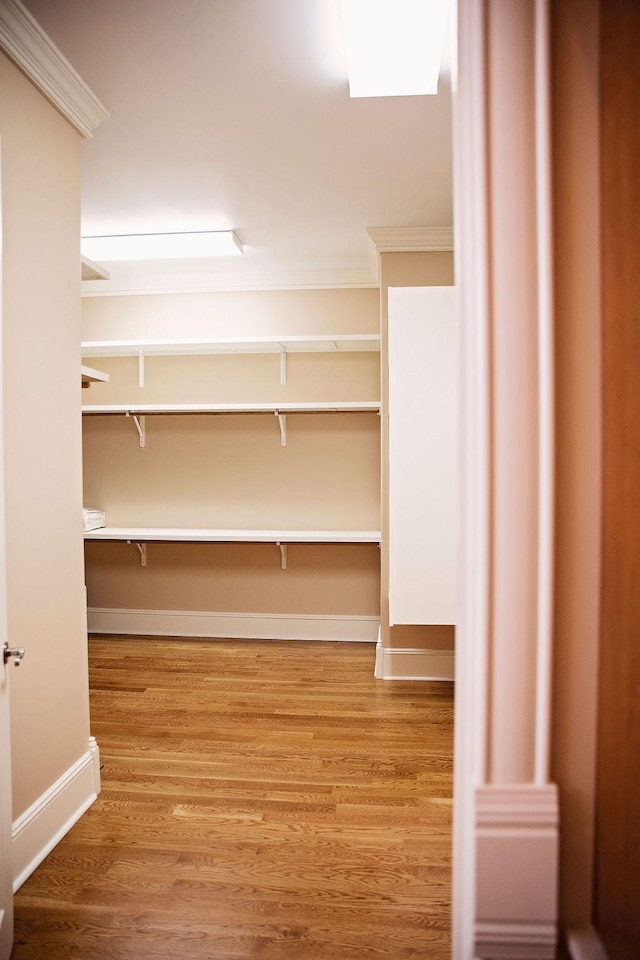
[[595, 2, 640, 956]]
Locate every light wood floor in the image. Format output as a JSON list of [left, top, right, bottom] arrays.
[[12, 637, 454, 960]]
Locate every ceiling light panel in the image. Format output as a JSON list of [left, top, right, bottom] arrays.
[[341, 0, 450, 97]]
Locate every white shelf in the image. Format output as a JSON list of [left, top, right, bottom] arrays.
[[81, 256, 110, 282], [84, 527, 381, 543], [81, 401, 380, 415], [81, 365, 110, 385], [80, 334, 381, 357]]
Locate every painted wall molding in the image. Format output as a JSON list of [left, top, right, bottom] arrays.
[[474, 922, 557, 960], [374, 640, 454, 681], [365, 225, 454, 294], [366, 226, 454, 253], [0, 0, 109, 138], [475, 784, 560, 960], [81, 265, 379, 298], [12, 740, 101, 891], [87, 608, 379, 644], [453, 1, 559, 956]]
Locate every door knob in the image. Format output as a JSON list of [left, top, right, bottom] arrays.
[[3, 643, 25, 666]]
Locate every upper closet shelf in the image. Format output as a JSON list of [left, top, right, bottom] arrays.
[[81, 365, 109, 387], [84, 527, 381, 543], [81, 256, 110, 282], [81, 401, 380, 414], [80, 334, 381, 357]]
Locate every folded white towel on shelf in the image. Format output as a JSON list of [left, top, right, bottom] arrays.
[[82, 507, 106, 532]]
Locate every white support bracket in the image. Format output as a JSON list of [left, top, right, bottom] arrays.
[[126, 412, 146, 447], [138, 349, 145, 388], [276, 542, 287, 570], [275, 410, 287, 447], [279, 344, 287, 385], [127, 540, 147, 567]]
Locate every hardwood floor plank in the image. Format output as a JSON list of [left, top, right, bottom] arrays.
[[13, 638, 453, 959]]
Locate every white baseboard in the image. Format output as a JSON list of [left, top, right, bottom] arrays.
[[475, 784, 560, 959], [87, 608, 379, 643], [475, 921, 557, 959], [12, 739, 101, 891], [374, 639, 455, 680], [566, 927, 610, 960]]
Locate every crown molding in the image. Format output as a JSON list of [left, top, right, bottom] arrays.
[[81, 266, 380, 298], [366, 235, 381, 285], [366, 225, 454, 253], [0, 0, 109, 138]]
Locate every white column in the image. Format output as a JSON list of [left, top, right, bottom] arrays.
[[453, 2, 559, 957]]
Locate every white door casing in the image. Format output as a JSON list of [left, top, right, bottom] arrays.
[[0, 136, 14, 960], [452, 1, 559, 958]]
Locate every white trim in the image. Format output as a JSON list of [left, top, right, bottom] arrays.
[[81, 365, 109, 385], [12, 742, 101, 891], [452, 0, 492, 955], [0, 133, 13, 960], [82, 402, 381, 415], [566, 928, 611, 960], [84, 527, 381, 544], [81, 256, 109, 281], [475, 784, 559, 960], [87, 608, 379, 643], [453, 2, 560, 954], [374, 640, 454, 681], [474, 922, 557, 959], [366, 234, 381, 284], [366, 225, 454, 253], [87, 736, 101, 796], [80, 267, 378, 297], [81, 333, 381, 358], [0, 0, 109, 139], [534, 0, 555, 787]]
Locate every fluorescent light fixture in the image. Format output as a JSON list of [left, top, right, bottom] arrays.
[[341, 0, 450, 97], [81, 230, 243, 262]]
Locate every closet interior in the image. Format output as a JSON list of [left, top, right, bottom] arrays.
[[80, 291, 384, 645]]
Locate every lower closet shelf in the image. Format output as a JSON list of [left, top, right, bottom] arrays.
[[84, 527, 381, 570], [83, 527, 381, 543]]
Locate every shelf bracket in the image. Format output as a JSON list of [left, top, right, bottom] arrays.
[[276, 541, 287, 570], [127, 540, 147, 567], [275, 410, 287, 447], [138, 349, 145, 388], [279, 345, 287, 385], [126, 412, 146, 447]]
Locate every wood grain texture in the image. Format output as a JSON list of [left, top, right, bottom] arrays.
[[13, 638, 453, 959], [596, 2, 640, 957]]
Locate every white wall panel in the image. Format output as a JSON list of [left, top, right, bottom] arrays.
[[388, 286, 457, 625]]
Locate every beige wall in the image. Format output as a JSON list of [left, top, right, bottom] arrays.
[[551, 0, 601, 930], [1, 52, 90, 817], [377, 251, 455, 650], [81, 289, 381, 620], [82, 288, 380, 341]]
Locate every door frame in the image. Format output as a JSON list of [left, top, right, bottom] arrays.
[[452, 2, 560, 957], [0, 134, 15, 960]]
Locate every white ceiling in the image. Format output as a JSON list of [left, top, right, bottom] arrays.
[[24, 0, 453, 294]]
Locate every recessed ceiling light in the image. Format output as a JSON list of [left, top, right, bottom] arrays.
[[341, 0, 450, 97], [81, 230, 243, 262]]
